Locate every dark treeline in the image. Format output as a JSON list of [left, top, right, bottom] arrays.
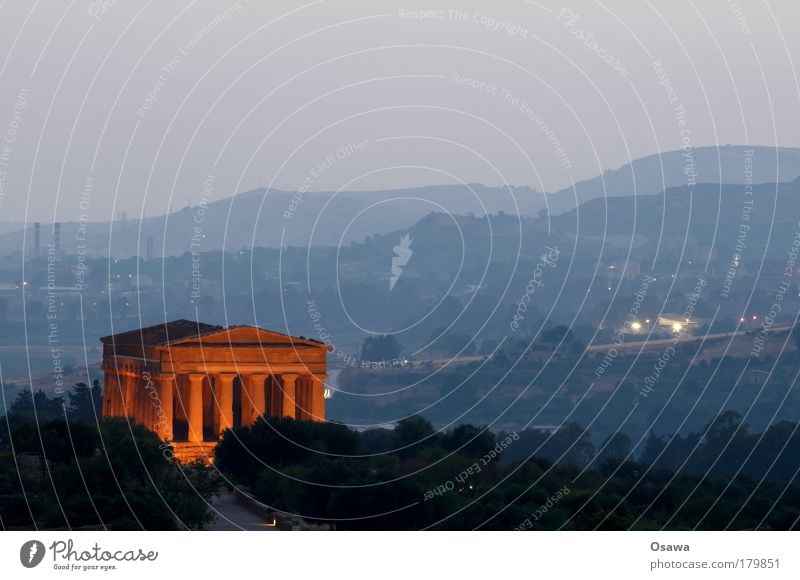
[[2, 385, 799, 530], [216, 415, 800, 531], [640, 411, 800, 482], [0, 384, 219, 530]]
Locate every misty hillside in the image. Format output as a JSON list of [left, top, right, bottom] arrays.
[[547, 145, 800, 213], [331, 176, 800, 318], [0, 183, 540, 259], [3, 145, 800, 259]]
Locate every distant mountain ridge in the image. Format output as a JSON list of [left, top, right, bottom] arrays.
[[0, 183, 540, 259], [546, 145, 800, 213], [2, 145, 799, 259]]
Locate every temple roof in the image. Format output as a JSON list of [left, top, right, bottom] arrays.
[[100, 319, 329, 350], [100, 319, 220, 346]]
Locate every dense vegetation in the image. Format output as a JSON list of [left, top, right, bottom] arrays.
[[216, 415, 800, 530], [3, 382, 799, 531], [0, 385, 219, 530]]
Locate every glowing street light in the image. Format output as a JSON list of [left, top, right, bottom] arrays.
[[672, 323, 683, 333], [631, 322, 642, 331]]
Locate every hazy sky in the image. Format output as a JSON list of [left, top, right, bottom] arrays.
[[0, 0, 798, 222]]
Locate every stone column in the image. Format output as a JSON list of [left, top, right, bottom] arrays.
[[141, 374, 151, 425], [136, 373, 149, 430], [309, 374, 327, 422], [102, 369, 113, 417], [215, 373, 236, 434], [281, 373, 299, 419], [112, 368, 127, 417], [141, 373, 152, 428], [267, 375, 280, 415], [188, 373, 205, 443], [138, 372, 150, 428], [249, 374, 267, 423], [156, 373, 175, 441], [122, 371, 135, 417], [109, 370, 125, 417], [240, 375, 255, 427]]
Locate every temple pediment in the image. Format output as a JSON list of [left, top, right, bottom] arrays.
[[164, 325, 331, 350], [100, 320, 330, 350]]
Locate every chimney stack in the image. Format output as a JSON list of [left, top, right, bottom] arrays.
[[34, 222, 40, 257]]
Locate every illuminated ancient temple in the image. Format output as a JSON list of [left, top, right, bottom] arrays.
[[100, 320, 330, 442]]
